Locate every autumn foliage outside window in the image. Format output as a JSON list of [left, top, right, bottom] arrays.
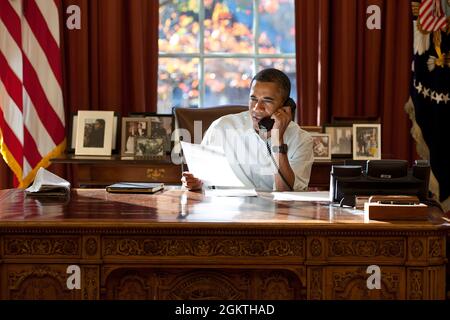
[[158, 0, 296, 113]]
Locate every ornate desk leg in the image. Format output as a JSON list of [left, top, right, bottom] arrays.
[[82, 236, 100, 300], [82, 266, 100, 300], [306, 237, 326, 300], [406, 236, 446, 300]]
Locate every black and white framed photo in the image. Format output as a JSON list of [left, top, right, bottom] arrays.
[[324, 124, 353, 158], [69, 112, 118, 153], [75, 111, 114, 156], [353, 124, 381, 160], [134, 136, 164, 158], [310, 133, 331, 160], [120, 117, 151, 157], [148, 115, 173, 154]]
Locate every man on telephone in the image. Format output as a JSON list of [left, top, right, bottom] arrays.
[[182, 68, 314, 191]]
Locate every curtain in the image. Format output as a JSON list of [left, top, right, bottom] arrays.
[[296, 0, 417, 162], [0, 161, 12, 189], [61, 0, 159, 115]]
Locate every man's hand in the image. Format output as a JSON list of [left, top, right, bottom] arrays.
[[181, 172, 203, 191], [271, 106, 292, 143]]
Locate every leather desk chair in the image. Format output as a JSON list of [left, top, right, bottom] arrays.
[[173, 105, 248, 144]]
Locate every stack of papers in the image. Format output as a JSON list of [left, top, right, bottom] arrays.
[[25, 167, 70, 196]]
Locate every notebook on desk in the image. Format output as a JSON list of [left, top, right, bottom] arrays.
[[106, 182, 164, 194]]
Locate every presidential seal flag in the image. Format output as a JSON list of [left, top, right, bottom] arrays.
[[0, 0, 65, 187], [406, 0, 450, 211]]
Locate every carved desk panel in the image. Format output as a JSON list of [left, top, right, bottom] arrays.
[[0, 189, 448, 300]]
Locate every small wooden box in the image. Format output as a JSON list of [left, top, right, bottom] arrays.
[[364, 202, 429, 220]]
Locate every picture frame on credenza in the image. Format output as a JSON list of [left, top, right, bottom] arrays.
[[120, 117, 151, 157], [69, 112, 119, 154], [323, 123, 353, 158], [353, 123, 382, 160], [310, 133, 331, 160], [74, 110, 114, 156]]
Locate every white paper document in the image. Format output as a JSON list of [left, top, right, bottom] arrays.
[[271, 191, 330, 202], [181, 141, 252, 189], [25, 167, 71, 195]]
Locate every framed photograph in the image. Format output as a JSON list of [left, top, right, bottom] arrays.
[[69, 112, 118, 153], [311, 133, 331, 160], [148, 115, 173, 154], [75, 111, 114, 156], [353, 124, 381, 160], [324, 124, 353, 158], [301, 126, 322, 133], [134, 136, 164, 158], [121, 117, 151, 157]]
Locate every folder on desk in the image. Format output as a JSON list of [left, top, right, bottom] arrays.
[[106, 182, 164, 194]]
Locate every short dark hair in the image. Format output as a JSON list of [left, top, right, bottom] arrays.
[[250, 68, 291, 101], [95, 119, 105, 126]]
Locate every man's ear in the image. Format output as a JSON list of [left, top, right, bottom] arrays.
[[284, 98, 296, 121]]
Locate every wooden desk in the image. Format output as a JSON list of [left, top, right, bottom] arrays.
[[51, 154, 342, 189], [0, 188, 447, 300]]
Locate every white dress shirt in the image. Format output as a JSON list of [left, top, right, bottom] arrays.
[[201, 111, 314, 191]]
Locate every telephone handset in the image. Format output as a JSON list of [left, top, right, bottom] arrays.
[[258, 97, 296, 131], [258, 97, 297, 191]]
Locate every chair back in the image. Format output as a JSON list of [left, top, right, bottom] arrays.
[[173, 105, 248, 144]]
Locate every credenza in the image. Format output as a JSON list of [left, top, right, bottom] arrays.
[[50, 154, 342, 189], [0, 188, 448, 300]]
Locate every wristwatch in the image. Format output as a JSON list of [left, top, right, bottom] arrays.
[[272, 144, 288, 154]]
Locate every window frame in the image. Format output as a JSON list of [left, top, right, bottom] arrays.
[[158, 0, 296, 110]]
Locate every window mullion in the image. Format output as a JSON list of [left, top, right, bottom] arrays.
[[253, 0, 259, 75], [199, 0, 205, 108]]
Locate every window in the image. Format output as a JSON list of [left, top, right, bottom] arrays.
[[158, 0, 296, 114]]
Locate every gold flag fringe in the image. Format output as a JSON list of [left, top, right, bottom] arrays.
[[405, 97, 450, 212]]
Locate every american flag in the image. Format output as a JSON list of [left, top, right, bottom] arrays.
[[419, 0, 448, 31], [0, 0, 65, 188], [408, 0, 450, 212]]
